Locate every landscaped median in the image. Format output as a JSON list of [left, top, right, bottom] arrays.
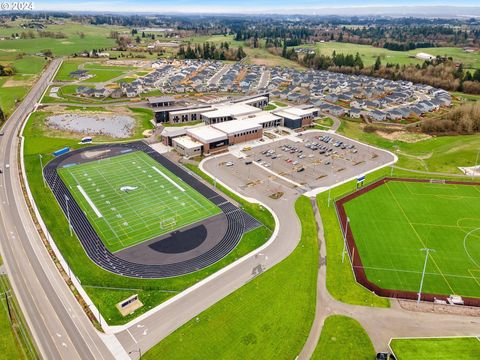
[[143, 196, 318, 359], [22, 113, 274, 326], [311, 315, 375, 360]]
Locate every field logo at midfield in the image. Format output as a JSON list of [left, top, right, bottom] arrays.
[[120, 186, 138, 193]]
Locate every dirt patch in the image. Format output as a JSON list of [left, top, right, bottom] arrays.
[[46, 113, 135, 138], [2, 78, 34, 88], [376, 130, 432, 143], [399, 299, 480, 317]]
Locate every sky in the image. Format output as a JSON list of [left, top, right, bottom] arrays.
[[33, 1, 480, 14]]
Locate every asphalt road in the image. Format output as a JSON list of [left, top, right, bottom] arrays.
[[0, 59, 117, 360]]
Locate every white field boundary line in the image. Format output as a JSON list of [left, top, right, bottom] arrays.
[[152, 166, 185, 192], [77, 185, 103, 218], [107, 153, 281, 334]]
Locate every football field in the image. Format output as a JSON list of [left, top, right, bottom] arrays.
[[58, 151, 221, 252], [343, 180, 480, 299]]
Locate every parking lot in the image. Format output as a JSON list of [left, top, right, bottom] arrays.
[[241, 130, 395, 190]]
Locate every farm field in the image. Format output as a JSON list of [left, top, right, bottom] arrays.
[[58, 151, 221, 252], [302, 41, 480, 69], [0, 55, 47, 117], [0, 20, 125, 57], [343, 180, 480, 298], [390, 337, 480, 360]]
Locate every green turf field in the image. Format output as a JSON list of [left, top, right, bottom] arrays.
[[390, 337, 480, 360], [343, 180, 480, 298], [58, 151, 221, 252]]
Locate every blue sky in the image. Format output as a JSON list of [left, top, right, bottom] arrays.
[[35, 0, 480, 13]]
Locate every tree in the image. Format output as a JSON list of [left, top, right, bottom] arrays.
[[0, 107, 4, 122], [374, 56, 381, 71]]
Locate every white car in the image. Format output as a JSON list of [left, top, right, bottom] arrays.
[[226, 162, 234, 166]]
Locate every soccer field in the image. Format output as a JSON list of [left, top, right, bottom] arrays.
[[343, 180, 480, 299], [58, 151, 221, 253]]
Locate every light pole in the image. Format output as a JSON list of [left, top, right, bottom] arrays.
[[39, 154, 46, 187], [129, 348, 142, 359], [473, 149, 480, 180], [65, 194, 72, 236], [417, 248, 435, 304], [342, 217, 350, 263]]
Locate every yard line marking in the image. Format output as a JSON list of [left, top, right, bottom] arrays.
[[152, 166, 185, 192], [385, 182, 456, 295], [77, 185, 103, 218]]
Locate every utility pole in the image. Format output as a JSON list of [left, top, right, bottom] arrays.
[[417, 248, 435, 304], [342, 217, 350, 263], [65, 194, 72, 236]]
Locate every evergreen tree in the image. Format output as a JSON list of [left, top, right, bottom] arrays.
[[374, 56, 381, 71]]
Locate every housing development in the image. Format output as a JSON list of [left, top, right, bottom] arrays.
[[0, 6, 479, 360]]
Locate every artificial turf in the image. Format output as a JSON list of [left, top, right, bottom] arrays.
[[343, 180, 480, 298], [58, 151, 221, 252]]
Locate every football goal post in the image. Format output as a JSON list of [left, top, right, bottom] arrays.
[[160, 217, 177, 230]]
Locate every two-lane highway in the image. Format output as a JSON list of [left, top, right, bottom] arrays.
[[0, 59, 117, 360]]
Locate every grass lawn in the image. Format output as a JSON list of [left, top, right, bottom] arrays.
[[338, 120, 480, 174], [143, 196, 317, 359], [343, 179, 480, 298], [23, 114, 273, 324], [390, 337, 480, 360], [311, 315, 375, 360], [314, 117, 334, 129], [58, 151, 221, 252], [263, 103, 276, 111]]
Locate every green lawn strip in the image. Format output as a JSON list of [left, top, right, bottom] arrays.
[[311, 315, 375, 360], [23, 115, 272, 325], [343, 180, 480, 297], [390, 337, 480, 360], [81, 69, 127, 83], [0, 272, 38, 359], [317, 166, 391, 307], [315, 117, 333, 130], [144, 196, 317, 360], [263, 103, 276, 111], [272, 101, 287, 107], [338, 120, 480, 174]]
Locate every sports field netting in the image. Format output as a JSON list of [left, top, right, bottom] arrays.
[[58, 151, 221, 252], [343, 180, 480, 298]]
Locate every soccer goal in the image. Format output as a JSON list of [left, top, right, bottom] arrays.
[[160, 217, 177, 230], [429, 179, 446, 184]]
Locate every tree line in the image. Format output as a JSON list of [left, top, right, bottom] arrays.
[[177, 42, 246, 61], [421, 101, 480, 134]]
